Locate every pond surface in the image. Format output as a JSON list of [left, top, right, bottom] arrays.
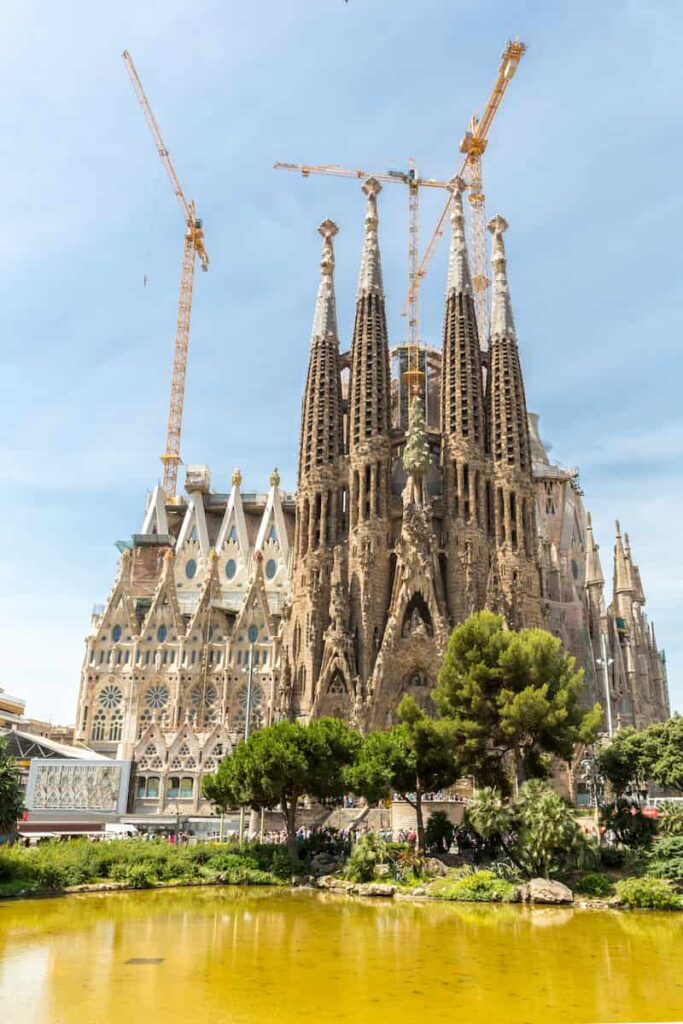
[[0, 887, 682, 1023]]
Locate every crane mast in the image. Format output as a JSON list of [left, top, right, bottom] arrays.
[[405, 39, 526, 346], [122, 50, 209, 500], [274, 160, 449, 398]]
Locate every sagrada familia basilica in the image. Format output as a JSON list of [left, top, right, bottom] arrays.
[[74, 178, 670, 814]]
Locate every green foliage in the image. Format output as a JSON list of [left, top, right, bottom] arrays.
[[601, 800, 658, 849], [598, 728, 653, 798], [204, 717, 360, 854], [0, 838, 295, 896], [424, 810, 455, 854], [659, 802, 683, 837], [0, 739, 24, 836], [464, 787, 514, 860], [435, 869, 517, 903], [648, 717, 683, 794], [435, 611, 600, 792], [348, 696, 462, 854], [615, 876, 681, 911], [598, 845, 627, 869], [575, 872, 613, 898], [646, 836, 683, 886], [514, 780, 586, 878], [344, 833, 389, 883]]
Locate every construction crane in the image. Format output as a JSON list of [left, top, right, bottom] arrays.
[[274, 159, 450, 397], [122, 50, 209, 500], [405, 39, 526, 346]]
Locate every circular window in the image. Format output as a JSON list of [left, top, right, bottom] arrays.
[[157, 625, 168, 643], [145, 684, 169, 709], [98, 684, 123, 709], [112, 624, 122, 643], [185, 559, 197, 580], [265, 558, 277, 580], [226, 559, 237, 580]]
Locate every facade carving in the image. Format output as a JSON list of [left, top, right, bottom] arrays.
[[75, 178, 669, 813]]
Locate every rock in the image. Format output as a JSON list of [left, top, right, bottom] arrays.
[[424, 857, 449, 878], [524, 878, 574, 905], [411, 887, 428, 897], [316, 875, 337, 889], [355, 883, 396, 898]]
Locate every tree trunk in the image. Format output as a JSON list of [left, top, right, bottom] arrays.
[[281, 795, 299, 860], [414, 782, 426, 857]]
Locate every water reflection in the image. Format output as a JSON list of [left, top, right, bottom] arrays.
[[0, 889, 681, 1024]]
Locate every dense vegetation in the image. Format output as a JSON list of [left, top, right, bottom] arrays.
[[0, 739, 23, 838], [0, 838, 298, 897]]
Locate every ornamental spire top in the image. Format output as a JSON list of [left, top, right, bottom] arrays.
[[311, 219, 339, 343], [584, 512, 604, 588], [357, 178, 384, 296], [447, 176, 472, 295], [488, 214, 516, 340]]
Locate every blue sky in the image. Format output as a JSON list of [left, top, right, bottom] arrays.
[[1, 0, 682, 722]]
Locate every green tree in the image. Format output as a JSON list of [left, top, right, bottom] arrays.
[[203, 718, 360, 858], [0, 739, 23, 839], [435, 611, 601, 793], [598, 727, 653, 798], [649, 716, 683, 794], [348, 695, 462, 855], [464, 786, 514, 862]]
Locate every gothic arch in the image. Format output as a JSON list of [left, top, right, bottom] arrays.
[[401, 592, 434, 637]]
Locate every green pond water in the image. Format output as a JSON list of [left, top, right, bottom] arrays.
[[0, 887, 681, 1023]]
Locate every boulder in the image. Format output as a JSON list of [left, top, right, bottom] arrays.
[[424, 857, 449, 878], [523, 878, 573, 905], [355, 883, 396, 898]]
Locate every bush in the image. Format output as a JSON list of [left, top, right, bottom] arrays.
[[598, 845, 626, 869], [436, 869, 517, 903], [659, 802, 683, 837], [425, 811, 455, 854], [601, 800, 658, 849], [575, 872, 613, 898], [615, 876, 681, 911], [344, 833, 389, 883]]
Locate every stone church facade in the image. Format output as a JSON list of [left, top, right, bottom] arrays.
[[75, 178, 669, 815]]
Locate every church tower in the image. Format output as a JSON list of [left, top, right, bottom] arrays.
[[440, 177, 489, 620], [484, 215, 541, 626], [347, 179, 393, 691], [288, 220, 346, 715]]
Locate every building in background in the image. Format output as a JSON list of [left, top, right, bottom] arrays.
[[74, 179, 669, 816]]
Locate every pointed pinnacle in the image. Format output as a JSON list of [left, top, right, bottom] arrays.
[[447, 176, 472, 295], [488, 214, 515, 339], [311, 219, 339, 342], [357, 178, 384, 296]]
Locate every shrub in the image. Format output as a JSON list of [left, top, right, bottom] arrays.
[[615, 876, 681, 911], [598, 845, 626, 869], [659, 802, 683, 837], [437, 869, 517, 903], [575, 872, 612, 898], [601, 800, 658, 849], [425, 811, 455, 854], [344, 833, 389, 883]]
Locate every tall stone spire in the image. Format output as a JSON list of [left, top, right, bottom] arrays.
[[347, 178, 393, 686], [298, 220, 344, 485], [441, 176, 484, 446], [349, 178, 391, 448], [440, 176, 488, 621], [484, 214, 541, 627], [288, 219, 347, 716], [485, 215, 531, 471], [584, 512, 604, 588]]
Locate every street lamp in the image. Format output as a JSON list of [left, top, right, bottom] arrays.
[[238, 623, 259, 844], [596, 633, 615, 737]]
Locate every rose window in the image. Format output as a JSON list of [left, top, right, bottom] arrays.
[[145, 685, 170, 710], [98, 685, 123, 709]]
